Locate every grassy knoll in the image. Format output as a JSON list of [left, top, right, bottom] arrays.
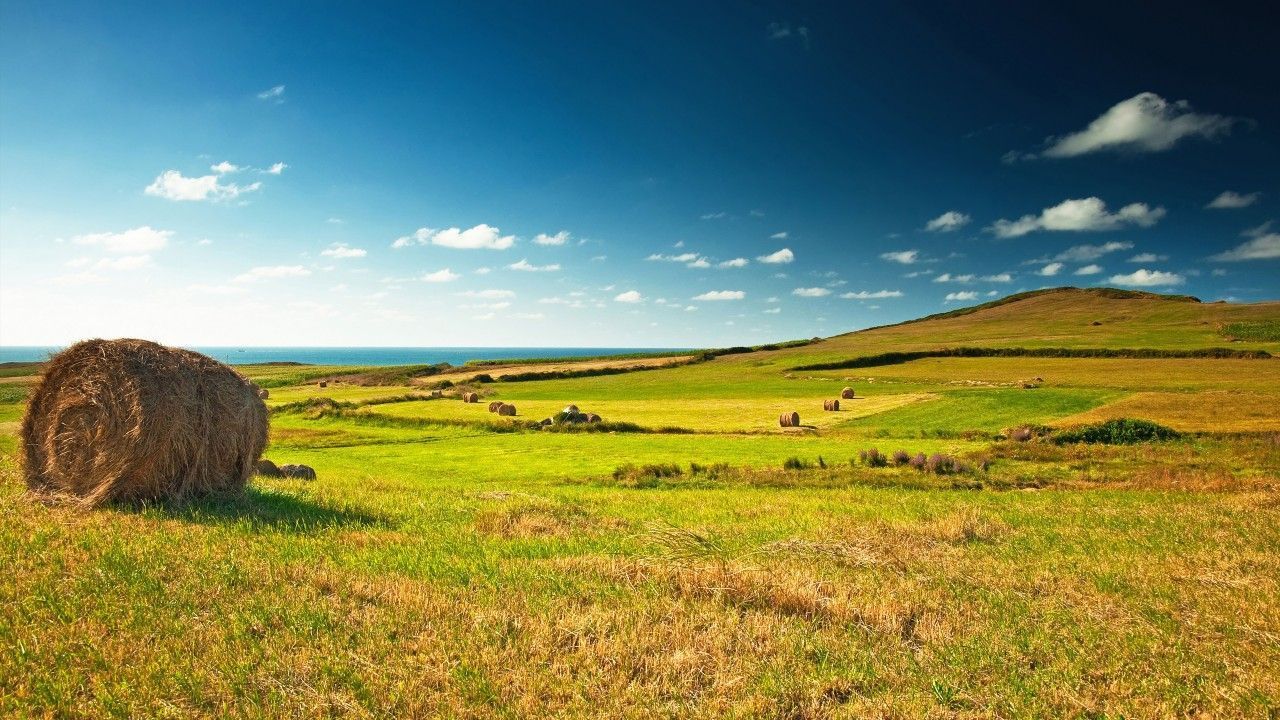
[[3, 288, 1279, 717]]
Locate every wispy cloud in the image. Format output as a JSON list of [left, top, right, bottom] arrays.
[[1037, 263, 1064, 277], [234, 265, 310, 282], [718, 257, 749, 268], [1210, 221, 1280, 261], [840, 290, 903, 299], [320, 243, 366, 259], [1074, 264, 1103, 275], [422, 268, 460, 282], [257, 85, 286, 103], [533, 231, 571, 246], [1109, 268, 1185, 286], [692, 290, 745, 301], [989, 198, 1164, 238], [933, 273, 975, 283], [770, 231, 788, 239], [210, 161, 239, 174], [265, 162, 288, 175], [792, 287, 830, 297], [1053, 241, 1134, 262], [71, 226, 172, 253], [699, 211, 727, 220], [767, 22, 810, 48], [1009, 92, 1235, 161], [508, 259, 560, 272], [392, 224, 515, 250], [879, 249, 919, 264], [145, 170, 262, 202], [1128, 252, 1167, 263], [458, 289, 515, 299], [924, 211, 971, 233], [1206, 190, 1260, 209], [944, 291, 978, 302], [757, 248, 794, 264]]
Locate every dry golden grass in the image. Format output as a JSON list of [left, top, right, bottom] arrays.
[[1054, 390, 1280, 432]]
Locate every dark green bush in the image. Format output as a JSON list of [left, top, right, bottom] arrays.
[[1053, 418, 1180, 445], [782, 457, 811, 471]]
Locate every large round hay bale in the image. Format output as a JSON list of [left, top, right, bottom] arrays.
[[430, 389, 443, 398], [841, 387, 855, 399], [497, 403, 516, 416], [255, 458, 284, 478], [463, 392, 479, 403], [319, 381, 328, 388], [279, 464, 317, 481], [488, 401, 504, 413], [585, 413, 602, 423], [21, 339, 268, 506], [563, 404, 580, 415], [779, 411, 800, 427], [823, 399, 840, 411]]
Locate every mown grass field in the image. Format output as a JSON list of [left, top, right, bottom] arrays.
[[3, 289, 1279, 718]]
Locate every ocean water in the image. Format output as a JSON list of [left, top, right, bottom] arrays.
[[0, 346, 689, 367]]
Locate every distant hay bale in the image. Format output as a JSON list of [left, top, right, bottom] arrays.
[[319, 381, 328, 388], [488, 401, 504, 413], [563, 404, 580, 415], [253, 384, 269, 399], [779, 411, 800, 428], [823, 399, 840, 411], [498, 403, 517, 416], [841, 387, 855, 399], [279, 464, 317, 481], [255, 459, 284, 477], [21, 338, 268, 506], [430, 389, 443, 398], [463, 392, 480, 403], [585, 413, 602, 423]]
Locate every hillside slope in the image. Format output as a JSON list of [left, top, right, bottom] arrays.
[[752, 287, 1280, 368]]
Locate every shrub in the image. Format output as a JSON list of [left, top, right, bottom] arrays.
[[1005, 424, 1054, 442], [925, 453, 962, 475], [689, 462, 731, 478], [858, 448, 888, 467], [782, 457, 811, 471], [1053, 418, 1180, 445], [613, 463, 682, 487], [908, 452, 927, 470], [891, 449, 911, 466], [470, 373, 495, 383]]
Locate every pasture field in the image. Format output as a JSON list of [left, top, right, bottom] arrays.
[[3, 289, 1279, 718]]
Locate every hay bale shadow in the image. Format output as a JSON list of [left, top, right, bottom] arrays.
[[153, 487, 391, 532]]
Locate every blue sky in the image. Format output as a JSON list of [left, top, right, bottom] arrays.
[[1, 2, 1276, 347]]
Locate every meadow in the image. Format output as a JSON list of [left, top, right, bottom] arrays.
[[2, 288, 1279, 718]]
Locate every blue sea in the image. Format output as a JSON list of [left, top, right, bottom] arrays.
[[0, 346, 690, 367]]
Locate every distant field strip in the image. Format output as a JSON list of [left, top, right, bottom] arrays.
[[364, 394, 935, 433], [1053, 391, 1280, 433], [792, 346, 1272, 371]]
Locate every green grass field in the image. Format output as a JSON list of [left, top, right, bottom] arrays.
[[3, 288, 1279, 718]]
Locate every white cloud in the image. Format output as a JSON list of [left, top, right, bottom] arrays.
[[693, 290, 745, 301], [1032, 92, 1235, 159], [145, 170, 262, 202], [1037, 263, 1064, 277], [647, 252, 700, 263], [924, 211, 971, 233], [614, 290, 644, 303], [792, 287, 830, 297], [1128, 252, 1167, 263], [990, 198, 1164, 238], [770, 231, 788, 239], [474, 267, 491, 274], [196, 238, 213, 246], [765, 296, 779, 303], [265, 162, 287, 175], [93, 255, 152, 271], [1109, 268, 1185, 286], [982, 273, 1013, 283], [1206, 191, 1260, 209], [234, 265, 311, 282], [1210, 221, 1280, 261], [757, 248, 794, 264], [944, 291, 978, 302], [458, 289, 515, 299], [422, 268, 460, 282], [320, 243, 366, 259], [1074, 264, 1104, 275], [687, 257, 711, 268], [718, 257, 749, 268], [210, 161, 239, 174], [933, 273, 975, 283], [326, 217, 343, 224], [72, 226, 172, 253], [700, 211, 727, 220], [257, 85, 286, 101], [840, 290, 903, 299], [1054, 241, 1134, 262], [508, 259, 560, 272], [533, 231, 571, 246], [879, 249, 919, 264], [392, 224, 515, 250]]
